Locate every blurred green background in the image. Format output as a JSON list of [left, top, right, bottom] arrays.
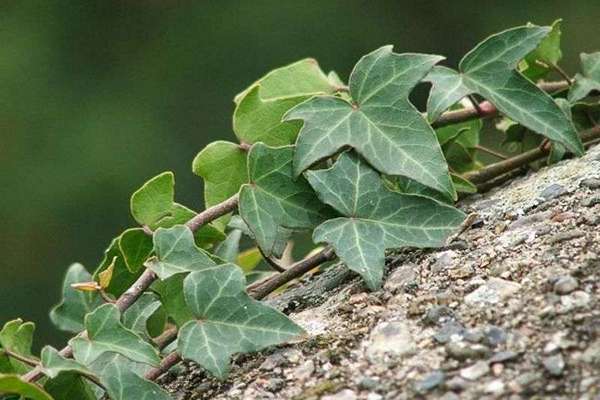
[[2, 1, 600, 349]]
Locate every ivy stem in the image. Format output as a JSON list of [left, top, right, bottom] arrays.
[[432, 80, 570, 128], [464, 125, 600, 184], [1, 350, 39, 367], [185, 193, 239, 232], [474, 145, 508, 160]]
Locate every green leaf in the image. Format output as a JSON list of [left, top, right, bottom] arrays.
[[44, 372, 96, 400], [306, 152, 466, 290], [153, 275, 194, 327], [50, 264, 103, 334], [70, 304, 160, 367], [451, 174, 477, 194], [436, 107, 482, 173], [234, 59, 337, 146], [41, 346, 91, 379], [90, 354, 172, 400], [214, 229, 242, 263], [236, 247, 263, 273], [569, 52, 600, 103], [520, 20, 562, 81], [227, 215, 290, 259], [192, 141, 248, 229], [239, 144, 333, 256], [119, 228, 153, 273], [427, 25, 583, 156], [131, 172, 174, 228], [286, 46, 455, 200], [0, 320, 35, 374], [0, 375, 53, 400], [145, 225, 217, 280], [122, 293, 165, 339], [94, 238, 142, 297], [130, 172, 225, 246], [178, 264, 304, 379]]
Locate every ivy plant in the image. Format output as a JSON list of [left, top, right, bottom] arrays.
[[2, 21, 600, 400]]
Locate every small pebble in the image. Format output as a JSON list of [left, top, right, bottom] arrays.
[[460, 361, 490, 380], [547, 229, 584, 244], [582, 194, 600, 207], [580, 177, 600, 189], [542, 354, 565, 376], [553, 275, 578, 295], [415, 370, 445, 393]]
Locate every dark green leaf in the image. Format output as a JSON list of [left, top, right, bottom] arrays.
[[50, 264, 103, 334], [70, 304, 160, 367], [239, 144, 332, 256], [178, 264, 304, 379], [0, 375, 52, 400], [427, 25, 583, 155], [307, 152, 465, 290], [286, 46, 455, 199], [520, 20, 562, 81], [119, 228, 153, 273], [122, 293, 165, 339], [146, 225, 217, 280]]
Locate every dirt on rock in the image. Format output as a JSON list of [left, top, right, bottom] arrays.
[[161, 144, 600, 399]]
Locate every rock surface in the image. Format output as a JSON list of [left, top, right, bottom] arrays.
[[161, 144, 600, 399]]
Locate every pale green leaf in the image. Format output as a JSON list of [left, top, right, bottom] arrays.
[[451, 174, 477, 194], [70, 304, 160, 367], [569, 52, 600, 103], [521, 19, 562, 81], [307, 152, 465, 290], [192, 141, 248, 229], [0, 375, 52, 400], [0, 320, 35, 374], [130, 172, 174, 227], [94, 238, 142, 297], [236, 247, 263, 273], [428, 25, 583, 155], [178, 264, 304, 379], [234, 59, 337, 146], [214, 229, 242, 263], [145, 225, 217, 280], [50, 264, 103, 334], [286, 46, 455, 200], [239, 144, 333, 256], [41, 346, 91, 379], [122, 293, 164, 339]]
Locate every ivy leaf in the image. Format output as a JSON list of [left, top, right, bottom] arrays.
[[520, 20, 562, 81], [50, 264, 103, 334], [227, 215, 290, 259], [41, 346, 91, 379], [569, 52, 600, 103], [214, 229, 242, 263], [145, 225, 217, 280], [426, 25, 583, 155], [306, 152, 465, 290], [451, 174, 477, 194], [70, 304, 160, 367], [236, 247, 263, 273], [436, 107, 482, 173], [0, 375, 52, 400], [130, 172, 225, 246], [178, 264, 304, 379], [94, 237, 143, 297], [286, 46, 455, 200], [43, 372, 96, 400], [239, 144, 333, 256], [90, 354, 172, 400], [153, 275, 193, 327], [0, 320, 35, 374], [119, 228, 153, 273], [233, 58, 338, 146], [192, 141, 248, 229], [122, 293, 165, 339]]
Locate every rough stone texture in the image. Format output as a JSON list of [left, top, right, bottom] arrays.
[[161, 144, 600, 399]]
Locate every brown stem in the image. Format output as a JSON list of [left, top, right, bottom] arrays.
[[474, 145, 508, 160], [249, 247, 336, 300], [2, 350, 39, 367], [464, 125, 600, 184], [258, 247, 286, 272], [186, 194, 239, 232], [144, 352, 182, 381], [432, 81, 569, 128]]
